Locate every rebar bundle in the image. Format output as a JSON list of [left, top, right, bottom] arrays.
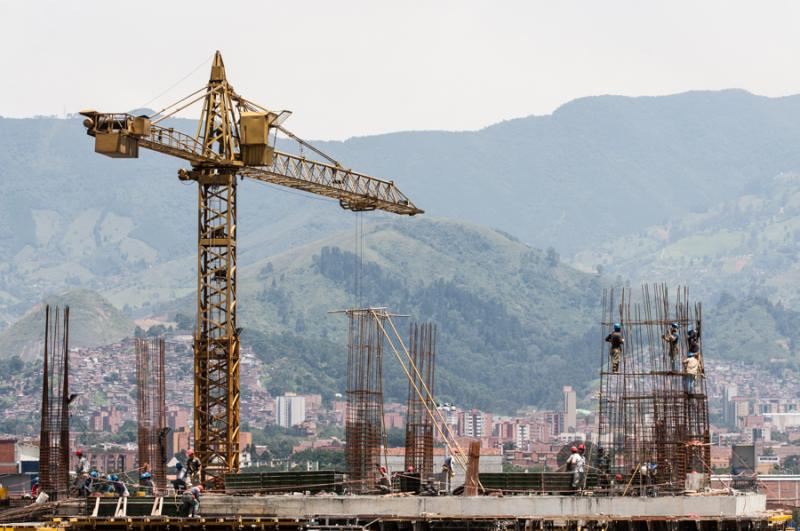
[[597, 285, 710, 492], [39, 305, 70, 499], [404, 322, 436, 477], [345, 309, 387, 493], [135, 338, 167, 491]]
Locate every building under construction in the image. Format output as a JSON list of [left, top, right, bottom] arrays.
[[597, 285, 710, 492]]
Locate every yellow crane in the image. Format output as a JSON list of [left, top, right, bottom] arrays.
[[80, 51, 421, 482]]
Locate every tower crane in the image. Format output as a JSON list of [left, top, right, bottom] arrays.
[[80, 52, 422, 482]]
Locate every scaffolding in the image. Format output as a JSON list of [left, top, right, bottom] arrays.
[[404, 322, 436, 477], [135, 338, 167, 492], [597, 285, 710, 492], [39, 305, 71, 500], [344, 309, 387, 493]]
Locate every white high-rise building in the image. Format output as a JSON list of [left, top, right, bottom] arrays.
[[563, 385, 577, 432], [276, 393, 306, 428]]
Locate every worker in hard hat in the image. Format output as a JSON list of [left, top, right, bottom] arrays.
[[565, 446, 585, 492], [683, 351, 700, 394], [605, 323, 624, 373], [687, 324, 704, 375], [173, 462, 188, 493], [186, 449, 201, 485], [87, 470, 100, 494], [30, 476, 39, 498], [75, 449, 90, 495], [140, 471, 155, 496], [110, 474, 129, 497], [376, 464, 391, 494], [180, 485, 203, 517], [661, 322, 680, 372]]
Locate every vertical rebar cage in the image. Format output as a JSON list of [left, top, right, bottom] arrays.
[[404, 322, 436, 477], [136, 338, 168, 491], [597, 285, 710, 492], [345, 309, 387, 493], [39, 305, 70, 500]]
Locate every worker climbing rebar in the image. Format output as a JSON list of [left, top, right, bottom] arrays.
[[661, 322, 680, 372], [605, 323, 624, 373], [683, 351, 700, 394]]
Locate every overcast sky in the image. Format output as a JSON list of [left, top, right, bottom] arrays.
[[2, 0, 800, 140]]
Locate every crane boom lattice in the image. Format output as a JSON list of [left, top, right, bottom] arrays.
[[80, 51, 421, 482]]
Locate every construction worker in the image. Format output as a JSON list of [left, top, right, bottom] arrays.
[[662, 322, 680, 372], [565, 446, 585, 492], [110, 474, 129, 497], [186, 449, 201, 484], [173, 462, 188, 493], [140, 471, 155, 496], [87, 470, 100, 494], [30, 476, 39, 498], [441, 456, 454, 493], [376, 465, 391, 494], [180, 485, 203, 517], [605, 323, 624, 373], [75, 450, 90, 495], [687, 324, 704, 375], [75, 449, 90, 475], [683, 351, 700, 394]]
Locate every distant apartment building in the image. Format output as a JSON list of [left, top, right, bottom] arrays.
[[276, 393, 306, 428], [459, 409, 485, 438], [563, 386, 576, 432], [514, 422, 530, 449]]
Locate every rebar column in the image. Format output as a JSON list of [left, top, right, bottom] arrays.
[[345, 309, 386, 493], [404, 322, 436, 477], [38, 305, 70, 500], [136, 337, 168, 492]]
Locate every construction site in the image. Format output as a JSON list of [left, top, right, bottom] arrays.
[[0, 54, 779, 530]]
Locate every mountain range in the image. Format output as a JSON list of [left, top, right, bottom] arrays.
[[3, 89, 800, 410]]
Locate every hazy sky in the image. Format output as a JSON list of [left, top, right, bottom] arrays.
[[3, 0, 800, 140]]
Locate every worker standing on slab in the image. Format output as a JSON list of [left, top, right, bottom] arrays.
[[376, 465, 391, 494], [173, 462, 188, 493], [661, 322, 680, 372], [181, 485, 203, 517], [605, 323, 624, 373], [75, 449, 90, 495], [566, 446, 585, 492], [110, 474, 129, 497], [186, 449, 201, 484], [140, 471, 155, 495], [683, 352, 700, 394]]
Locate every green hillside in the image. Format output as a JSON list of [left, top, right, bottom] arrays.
[[231, 218, 601, 412], [0, 289, 134, 362], [5, 90, 800, 329], [575, 173, 800, 307]]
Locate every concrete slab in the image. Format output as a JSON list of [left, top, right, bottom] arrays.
[[200, 493, 767, 519]]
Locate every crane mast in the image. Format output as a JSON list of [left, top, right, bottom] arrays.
[[80, 51, 421, 482]]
